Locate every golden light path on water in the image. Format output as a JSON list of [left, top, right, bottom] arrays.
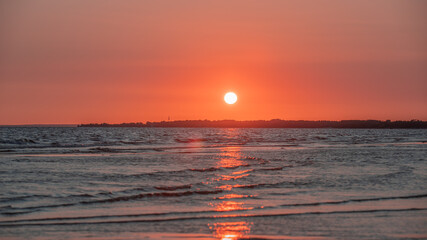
[[206, 131, 255, 240]]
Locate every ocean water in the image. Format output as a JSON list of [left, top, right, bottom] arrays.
[[0, 127, 426, 239]]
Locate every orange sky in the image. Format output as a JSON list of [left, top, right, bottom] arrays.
[[1, 0, 426, 124]]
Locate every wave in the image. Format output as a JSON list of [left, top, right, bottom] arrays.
[[0, 138, 37, 145], [313, 136, 328, 140], [0, 149, 13, 152], [0, 141, 136, 151], [83, 189, 224, 204], [0, 208, 229, 225], [189, 164, 251, 172], [155, 184, 192, 191], [175, 137, 248, 145], [1, 193, 425, 225], [132, 165, 243, 177], [217, 183, 273, 190], [1, 190, 224, 214], [257, 167, 284, 171], [234, 183, 268, 189], [0, 194, 52, 203], [175, 138, 207, 143], [0, 141, 308, 155], [244, 156, 268, 163], [0, 209, 40, 216], [278, 193, 427, 208], [119, 140, 145, 145], [6, 191, 424, 217], [215, 194, 258, 200], [140, 160, 255, 176], [0, 205, 12, 210], [190, 167, 220, 172], [88, 147, 120, 153], [1, 207, 425, 227]]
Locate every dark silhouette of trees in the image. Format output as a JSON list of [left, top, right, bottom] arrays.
[[78, 119, 427, 128]]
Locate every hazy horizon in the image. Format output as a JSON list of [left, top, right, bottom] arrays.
[[1, 118, 426, 127]]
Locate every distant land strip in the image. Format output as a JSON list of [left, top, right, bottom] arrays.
[[78, 119, 427, 129]]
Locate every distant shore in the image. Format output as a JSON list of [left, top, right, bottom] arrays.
[[0, 124, 77, 127], [77, 119, 427, 129]]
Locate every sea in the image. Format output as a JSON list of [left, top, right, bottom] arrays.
[[0, 127, 426, 240]]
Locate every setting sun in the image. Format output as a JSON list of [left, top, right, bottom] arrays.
[[224, 92, 238, 105]]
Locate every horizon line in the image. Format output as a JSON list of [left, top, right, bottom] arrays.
[[2, 118, 426, 127]]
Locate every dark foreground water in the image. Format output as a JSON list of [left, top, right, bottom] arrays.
[[0, 127, 426, 239]]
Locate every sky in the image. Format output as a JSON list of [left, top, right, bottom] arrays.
[[0, 0, 426, 124]]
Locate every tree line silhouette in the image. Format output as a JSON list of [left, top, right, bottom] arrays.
[[78, 119, 426, 128]]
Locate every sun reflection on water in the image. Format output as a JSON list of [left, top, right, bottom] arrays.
[[209, 221, 253, 240], [208, 141, 256, 239], [216, 148, 245, 169], [209, 200, 253, 212]]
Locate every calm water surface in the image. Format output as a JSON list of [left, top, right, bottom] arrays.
[[0, 127, 426, 239]]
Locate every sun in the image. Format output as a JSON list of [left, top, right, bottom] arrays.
[[224, 92, 237, 104]]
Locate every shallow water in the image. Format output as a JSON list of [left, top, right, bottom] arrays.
[[0, 127, 426, 239]]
